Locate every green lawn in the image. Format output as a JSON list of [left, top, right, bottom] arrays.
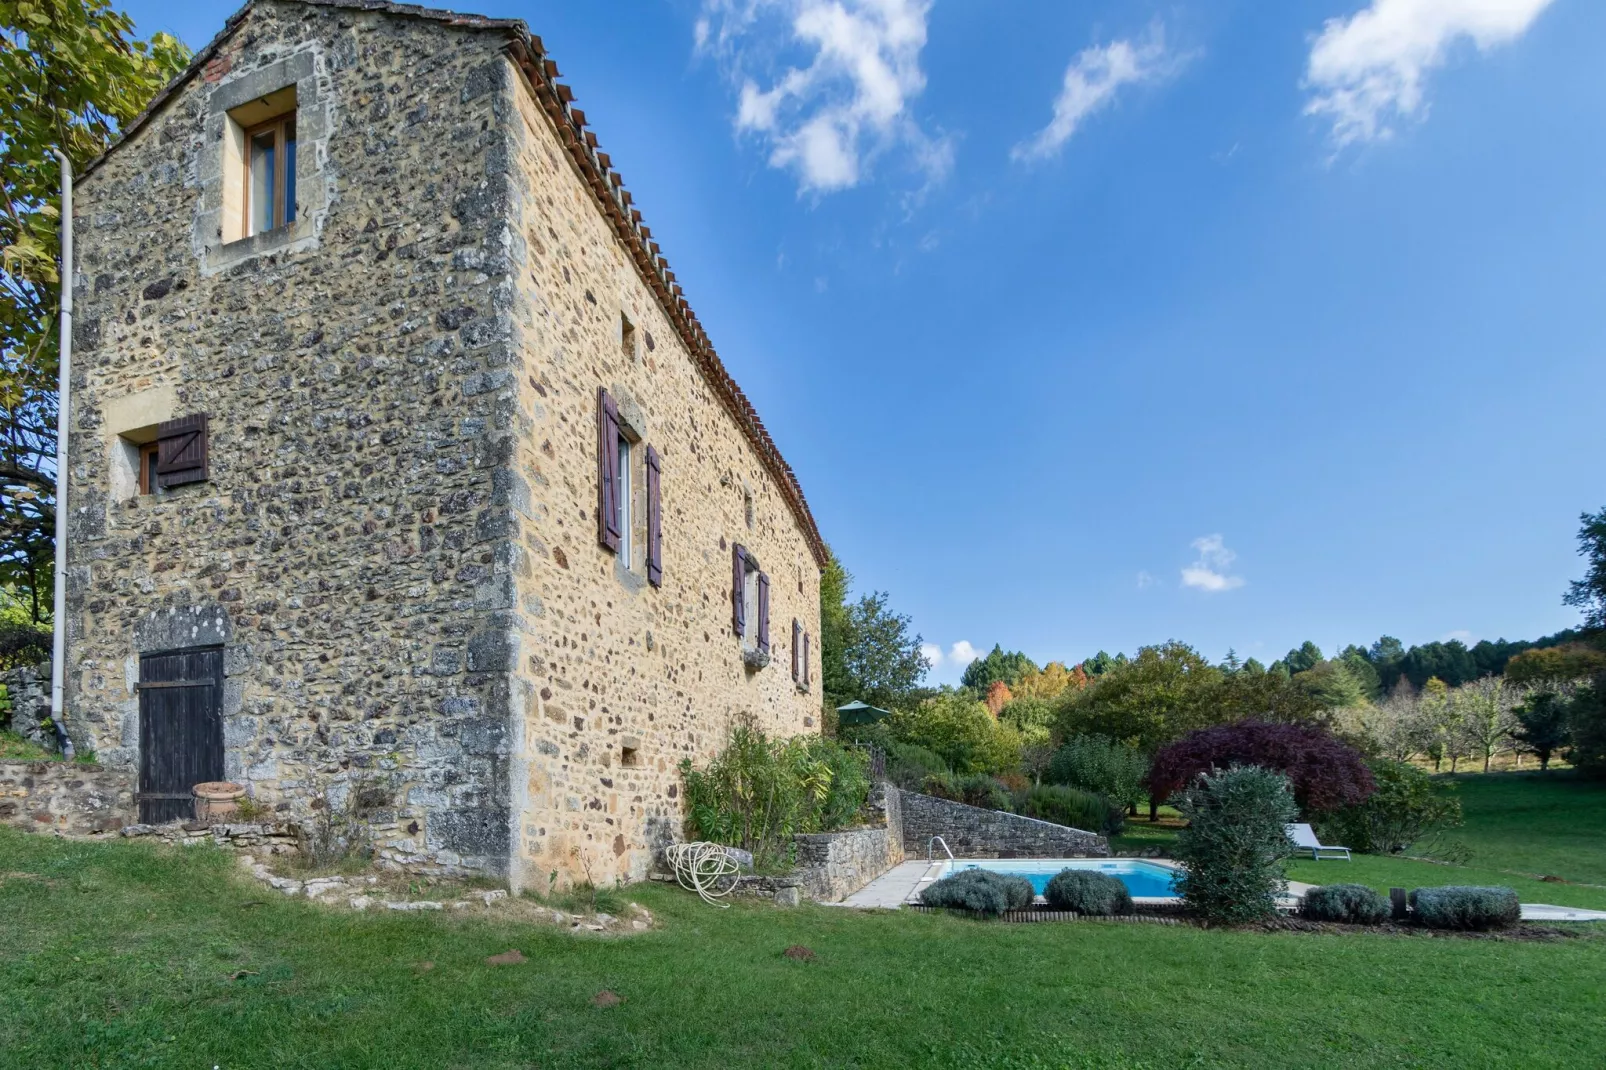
[[1116, 772, 1606, 910], [1442, 771, 1606, 885], [3, 828, 1604, 1069]]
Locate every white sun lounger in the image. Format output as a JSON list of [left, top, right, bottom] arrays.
[[1285, 823, 1351, 860]]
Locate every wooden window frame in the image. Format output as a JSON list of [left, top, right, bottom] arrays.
[[244, 113, 296, 236], [137, 441, 160, 495]]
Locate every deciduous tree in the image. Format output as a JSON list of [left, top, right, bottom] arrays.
[[1146, 719, 1376, 815], [1512, 690, 1570, 771], [1563, 507, 1606, 634], [1, 1, 187, 620]]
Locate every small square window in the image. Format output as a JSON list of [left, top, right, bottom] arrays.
[[620, 312, 637, 360]]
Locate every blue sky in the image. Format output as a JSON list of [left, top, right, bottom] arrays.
[[125, 0, 1606, 683]]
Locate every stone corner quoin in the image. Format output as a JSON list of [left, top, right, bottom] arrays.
[[60, 0, 824, 890]]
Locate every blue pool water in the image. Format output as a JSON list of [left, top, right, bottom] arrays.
[[946, 859, 1180, 898]]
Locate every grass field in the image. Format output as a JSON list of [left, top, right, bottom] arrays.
[[2, 771, 1602, 1068], [1115, 772, 1606, 910]]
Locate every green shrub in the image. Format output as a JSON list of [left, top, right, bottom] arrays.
[[1317, 758, 1462, 857], [919, 868, 1034, 915], [681, 720, 871, 868], [1043, 869, 1133, 915], [1171, 765, 1298, 924], [1300, 884, 1390, 925], [1046, 734, 1147, 812], [922, 772, 1013, 811], [1409, 886, 1520, 930], [883, 741, 950, 791], [1017, 784, 1124, 835]]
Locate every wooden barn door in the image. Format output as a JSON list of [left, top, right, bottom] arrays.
[[137, 647, 225, 823]]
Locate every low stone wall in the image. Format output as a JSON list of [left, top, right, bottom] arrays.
[[1, 662, 56, 751], [121, 819, 301, 855], [894, 788, 1110, 859], [793, 825, 902, 902], [0, 759, 134, 835]]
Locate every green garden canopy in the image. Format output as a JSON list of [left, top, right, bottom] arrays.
[[835, 701, 891, 727]]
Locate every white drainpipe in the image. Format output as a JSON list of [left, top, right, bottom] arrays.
[[49, 149, 74, 760]]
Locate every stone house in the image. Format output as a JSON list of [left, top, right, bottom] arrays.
[[61, 0, 826, 890]]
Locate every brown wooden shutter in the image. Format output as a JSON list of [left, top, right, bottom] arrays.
[[645, 445, 662, 587], [757, 572, 771, 655], [802, 631, 811, 689], [792, 619, 802, 682], [156, 414, 209, 488], [731, 544, 747, 636], [597, 388, 621, 552]]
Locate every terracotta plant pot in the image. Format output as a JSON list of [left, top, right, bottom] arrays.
[[193, 781, 246, 823]]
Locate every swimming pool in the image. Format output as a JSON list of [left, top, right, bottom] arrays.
[[943, 858, 1180, 899]]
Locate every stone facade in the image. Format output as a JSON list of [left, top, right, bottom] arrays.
[[0, 760, 134, 835], [893, 788, 1110, 859], [61, 1, 824, 889]]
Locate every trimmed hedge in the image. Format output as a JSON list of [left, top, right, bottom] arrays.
[[1300, 884, 1390, 925], [1409, 886, 1520, 930], [1043, 869, 1133, 916], [919, 869, 1034, 916]]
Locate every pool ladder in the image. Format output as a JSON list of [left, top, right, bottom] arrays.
[[927, 835, 955, 865]]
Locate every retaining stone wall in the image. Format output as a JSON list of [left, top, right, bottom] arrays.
[[793, 825, 901, 901], [2, 663, 54, 751], [0, 760, 134, 835], [894, 788, 1110, 859]]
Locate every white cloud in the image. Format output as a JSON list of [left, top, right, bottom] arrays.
[[1304, 0, 1556, 148], [1136, 570, 1157, 590], [698, 0, 950, 193], [919, 642, 944, 669], [1181, 534, 1245, 593], [947, 640, 979, 666], [1012, 24, 1174, 162], [1443, 629, 1475, 644]]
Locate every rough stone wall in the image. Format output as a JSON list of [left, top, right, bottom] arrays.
[[894, 789, 1110, 859], [1, 663, 53, 750], [62, 3, 823, 888], [64, 3, 530, 875], [499, 60, 822, 890], [0, 760, 134, 834], [793, 826, 899, 901]]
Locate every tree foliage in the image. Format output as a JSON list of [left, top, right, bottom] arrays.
[[1504, 644, 1606, 687], [1146, 719, 1375, 815], [817, 552, 928, 712], [959, 644, 1038, 694], [1565, 676, 1606, 780], [1510, 690, 1570, 771], [1317, 758, 1462, 856], [1045, 734, 1147, 812], [1, 1, 188, 618], [1563, 506, 1606, 634], [886, 691, 1021, 776]]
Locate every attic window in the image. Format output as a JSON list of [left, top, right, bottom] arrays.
[[223, 85, 297, 242]]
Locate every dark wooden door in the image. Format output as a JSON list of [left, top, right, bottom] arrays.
[[138, 647, 225, 823]]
